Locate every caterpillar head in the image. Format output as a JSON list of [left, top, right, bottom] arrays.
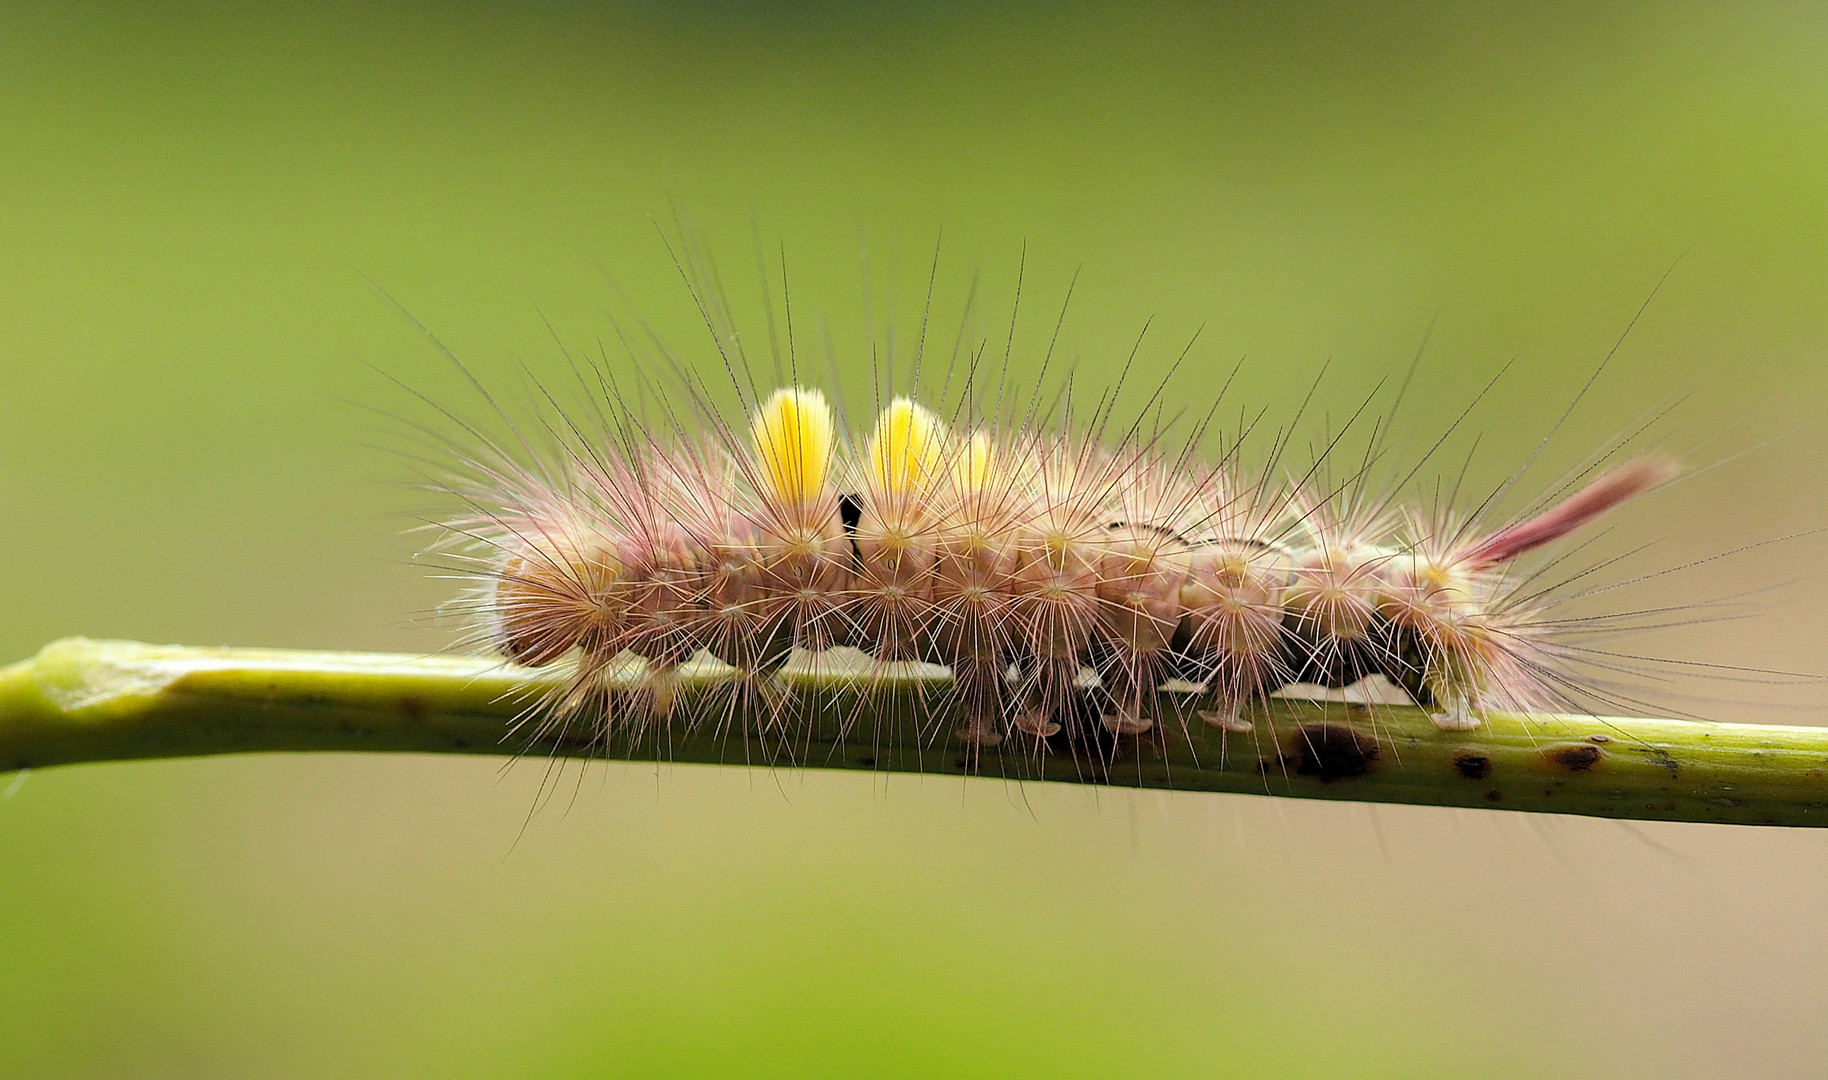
[[492, 520, 626, 666]]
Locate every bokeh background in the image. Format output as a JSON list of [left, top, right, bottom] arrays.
[[6, 2, 1828, 1076]]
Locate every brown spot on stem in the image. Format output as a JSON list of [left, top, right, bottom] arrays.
[[400, 695, 427, 721], [1546, 744, 1604, 773], [1284, 723, 1379, 782], [1453, 753, 1492, 781]]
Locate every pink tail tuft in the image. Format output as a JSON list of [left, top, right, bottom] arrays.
[[1465, 457, 1678, 567]]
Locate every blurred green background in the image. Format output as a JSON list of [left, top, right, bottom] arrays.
[[5, 2, 1828, 1076]]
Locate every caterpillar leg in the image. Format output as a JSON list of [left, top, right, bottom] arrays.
[[949, 653, 1008, 747], [1013, 657, 1071, 738], [1190, 662, 1274, 734], [629, 662, 682, 726], [1178, 541, 1295, 737], [1196, 693, 1258, 734], [1431, 693, 1479, 731], [1089, 640, 1167, 736]]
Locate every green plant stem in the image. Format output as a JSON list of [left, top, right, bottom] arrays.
[[2, 637, 1825, 826]]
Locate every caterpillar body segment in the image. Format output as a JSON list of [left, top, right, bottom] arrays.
[[460, 385, 1673, 750], [847, 398, 946, 664], [1080, 453, 1208, 738], [1278, 491, 1403, 696], [921, 429, 1026, 746], [668, 447, 794, 704], [491, 522, 625, 668], [745, 388, 854, 657], [1004, 439, 1113, 739], [1176, 538, 1297, 734], [1370, 455, 1680, 730]]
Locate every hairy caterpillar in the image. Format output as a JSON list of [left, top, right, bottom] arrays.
[[414, 239, 1695, 766]]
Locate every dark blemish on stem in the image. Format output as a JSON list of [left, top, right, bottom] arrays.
[[1284, 723, 1379, 782], [400, 695, 427, 721], [856, 755, 876, 768], [1453, 752, 1492, 781], [1546, 744, 1604, 772], [1588, 733, 1613, 744], [1486, 789, 1503, 802]]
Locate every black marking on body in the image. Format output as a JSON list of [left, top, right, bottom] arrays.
[[1283, 635, 1384, 690], [838, 492, 864, 564], [1379, 626, 1434, 706], [1104, 520, 1187, 543], [1058, 686, 1121, 756]]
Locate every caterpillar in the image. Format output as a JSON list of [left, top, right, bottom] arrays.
[[418, 259, 1681, 761]]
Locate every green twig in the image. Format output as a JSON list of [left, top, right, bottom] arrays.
[[3, 637, 1825, 826]]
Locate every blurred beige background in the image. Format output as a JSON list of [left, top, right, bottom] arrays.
[[3, 2, 1828, 1076]]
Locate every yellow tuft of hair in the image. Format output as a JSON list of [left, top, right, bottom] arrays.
[[867, 398, 947, 497], [953, 431, 995, 495], [750, 387, 835, 507]]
